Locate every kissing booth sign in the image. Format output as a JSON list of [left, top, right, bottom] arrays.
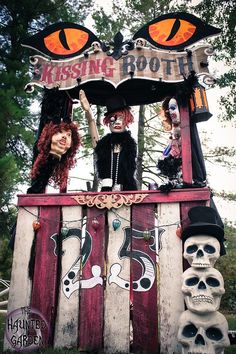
[[4, 12, 231, 354], [23, 12, 218, 107]]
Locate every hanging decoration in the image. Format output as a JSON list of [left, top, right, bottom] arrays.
[[91, 217, 100, 231], [32, 220, 41, 231], [112, 218, 121, 231], [60, 226, 69, 237], [143, 229, 151, 241], [189, 82, 212, 122], [176, 224, 182, 238]]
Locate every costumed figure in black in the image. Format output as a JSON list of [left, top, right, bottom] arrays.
[[79, 90, 137, 191], [157, 96, 182, 190], [158, 93, 207, 191]]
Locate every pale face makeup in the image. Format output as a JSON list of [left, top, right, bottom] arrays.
[[109, 114, 126, 133], [168, 98, 180, 124], [50, 129, 72, 158]]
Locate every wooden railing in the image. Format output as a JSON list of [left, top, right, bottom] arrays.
[[4, 188, 210, 353]]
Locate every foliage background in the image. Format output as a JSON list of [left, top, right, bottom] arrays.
[[0, 0, 235, 351]]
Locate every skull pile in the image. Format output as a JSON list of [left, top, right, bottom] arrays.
[[178, 231, 230, 353]]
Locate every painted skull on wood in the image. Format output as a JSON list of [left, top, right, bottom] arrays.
[[177, 310, 230, 354], [182, 267, 225, 313], [183, 235, 220, 268]]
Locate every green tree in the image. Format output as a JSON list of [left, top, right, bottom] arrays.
[[0, 0, 94, 278], [189, 0, 236, 122], [215, 222, 236, 313]]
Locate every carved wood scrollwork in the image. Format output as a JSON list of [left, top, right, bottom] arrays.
[[71, 193, 148, 209]]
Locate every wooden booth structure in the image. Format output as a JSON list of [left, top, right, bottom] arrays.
[[5, 188, 210, 353], [4, 12, 230, 354]]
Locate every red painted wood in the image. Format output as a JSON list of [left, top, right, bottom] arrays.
[[131, 203, 158, 354], [180, 106, 192, 184], [18, 188, 210, 207], [180, 201, 207, 271], [30, 206, 61, 346], [79, 207, 106, 351]]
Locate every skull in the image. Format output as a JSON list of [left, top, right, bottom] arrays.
[[183, 235, 220, 268], [91, 41, 102, 53], [182, 267, 225, 313], [135, 38, 146, 49], [177, 310, 230, 354]]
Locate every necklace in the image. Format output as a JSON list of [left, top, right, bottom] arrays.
[[111, 144, 121, 190]]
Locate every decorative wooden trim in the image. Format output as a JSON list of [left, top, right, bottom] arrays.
[[72, 193, 148, 209], [18, 188, 210, 207]]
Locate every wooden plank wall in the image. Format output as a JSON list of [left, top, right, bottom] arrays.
[[4, 197, 208, 353]]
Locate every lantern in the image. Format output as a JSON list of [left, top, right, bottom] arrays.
[[189, 82, 212, 122]]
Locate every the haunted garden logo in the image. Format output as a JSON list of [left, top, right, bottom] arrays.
[[5, 306, 49, 351]]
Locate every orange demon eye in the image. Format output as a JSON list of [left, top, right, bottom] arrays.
[[22, 22, 101, 59], [44, 28, 89, 56], [149, 18, 196, 47], [132, 12, 221, 51]]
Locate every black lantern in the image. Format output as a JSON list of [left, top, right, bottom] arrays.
[[189, 82, 212, 122]]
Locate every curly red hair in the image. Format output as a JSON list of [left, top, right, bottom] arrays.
[[103, 108, 134, 127], [31, 121, 81, 190]]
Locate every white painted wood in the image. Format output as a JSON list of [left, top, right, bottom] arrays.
[[158, 202, 184, 354], [4, 206, 38, 350], [54, 205, 82, 348], [104, 206, 131, 354]]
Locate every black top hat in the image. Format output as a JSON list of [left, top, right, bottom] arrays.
[[182, 206, 225, 255], [105, 95, 129, 115]]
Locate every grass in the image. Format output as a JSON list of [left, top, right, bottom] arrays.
[[1, 313, 236, 353]]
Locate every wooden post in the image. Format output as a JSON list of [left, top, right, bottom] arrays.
[[158, 202, 184, 354], [104, 206, 131, 354], [30, 206, 61, 346], [79, 207, 106, 351], [132, 203, 158, 354], [4, 207, 38, 350], [180, 106, 192, 184], [54, 205, 82, 348]]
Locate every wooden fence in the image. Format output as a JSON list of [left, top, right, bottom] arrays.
[[4, 188, 210, 353]]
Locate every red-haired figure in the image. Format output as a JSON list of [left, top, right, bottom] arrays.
[[79, 90, 137, 191], [27, 121, 80, 193]]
